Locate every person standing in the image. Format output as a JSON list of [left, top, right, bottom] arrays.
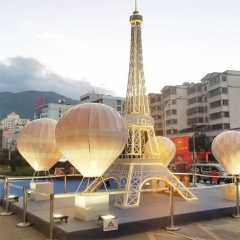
[[211, 168, 218, 184]]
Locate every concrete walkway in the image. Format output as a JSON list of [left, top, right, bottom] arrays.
[[0, 206, 46, 240], [113, 217, 240, 240], [1, 206, 240, 240]]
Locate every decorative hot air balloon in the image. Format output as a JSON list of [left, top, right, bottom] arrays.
[[55, 103, 128, 177], [17, 118, 62, 171], [145, 136, 176, 166], [212, 130, 240, 174]]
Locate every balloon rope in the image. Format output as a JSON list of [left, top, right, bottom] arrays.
[[37, 171, 39, 182], [32, 171, 36, 183], [47, 170, 52, 182], [87, 177, 90, 188], [101, 176, 109, 193], [75, 177, 85, 194]]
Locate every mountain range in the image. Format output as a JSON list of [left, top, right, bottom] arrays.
[[0, 91, 79, 120]]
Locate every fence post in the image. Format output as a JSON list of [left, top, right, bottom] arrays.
[[164, 185, 180, 231], [0, 180, 13, 216], [17, 187, 32, 227], [232, 175, 240, 219], [47, 194, 55, 240], [0, 177, 6, 206], [64, 175, 67, 193]]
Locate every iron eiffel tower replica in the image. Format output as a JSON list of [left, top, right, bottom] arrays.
[[122, 0, 159, 158], [84, 1, 197, 208]]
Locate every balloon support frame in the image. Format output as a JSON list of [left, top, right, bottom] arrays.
[[31, 171, 53, 183]]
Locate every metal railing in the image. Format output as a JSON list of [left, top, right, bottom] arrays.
[[0, 173, 239, 240]]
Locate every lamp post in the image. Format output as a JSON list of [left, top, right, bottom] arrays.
[[192, 125, 197, 187], [156, 113, 164, 137], [164, 96, 182, 137]]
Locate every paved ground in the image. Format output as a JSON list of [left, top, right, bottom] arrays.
[[1, 204, 239, 240], [0, 206, 46, 240], [113, 217, 240, 240]]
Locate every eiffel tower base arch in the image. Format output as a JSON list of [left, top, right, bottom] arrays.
[[83, 161, 197, 209]]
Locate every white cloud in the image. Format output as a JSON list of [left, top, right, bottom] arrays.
[[35, 32, 81, 48], [0, 56, 115, 99], [22, 20, 31, 25]]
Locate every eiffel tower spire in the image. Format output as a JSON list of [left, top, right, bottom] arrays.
[[124, 0, 149, 116], [121, 1, 158, 159]]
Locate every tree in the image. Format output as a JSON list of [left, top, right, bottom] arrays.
[[189, 132, 211, 154], [0, 149, 10, 165], [8, 149, 27, 172]]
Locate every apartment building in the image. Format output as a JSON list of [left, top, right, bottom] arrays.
[[201, 70, 240, 138], [186, 82, 209, 131], [149, 70, 240, 139], [34, 99, 74, 120], [80, 93, 125, 115], [149, 84, 189, 136], [0, 112, 30, 131]]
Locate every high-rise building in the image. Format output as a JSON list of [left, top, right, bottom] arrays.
[[79, 93, 125, 115], [0, 112, 30, 131], [149, 70, 240, 139], [34, 99, 74, 120], [149, 84, 189, 137]]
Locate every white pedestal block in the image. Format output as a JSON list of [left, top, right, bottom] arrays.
[[30, 182, 53, 201], [222, 184, 240, 201], [75, 195, 109, 221]]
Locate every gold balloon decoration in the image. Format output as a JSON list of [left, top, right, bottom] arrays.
[[55, 103, 128, 177], [17, 118, 62, 171], [212, 130, 240, 174], [145, 136, 176, 166]]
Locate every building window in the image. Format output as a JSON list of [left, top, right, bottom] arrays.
[[171, 88, 176, 94], [224, 124, 230, 129], [209, 88, 221, 98], [155, 123, 162, 128], [166, 110, 171, 116], [81, 96, 90, 101], [150, 97, 156, 103], [188, 96, 202, 105], [204, 96, 208, 102], [197, 85, 202, 92], [172, 110, 177, 114], [222, 100, 229, 106], [222, 76, 227, 81], [210, 100, 222, 109], [117, 100, 121, 105], [222, 88, 228, 94], [209, 76, 220, 87], [117, 106, 121, 111], [210, 112, 222, 120], [204, 86, 207, 91], [223, 112, 229, 117], [212, 124, 223, 130]]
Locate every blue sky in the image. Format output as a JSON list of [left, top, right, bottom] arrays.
[[0, 0, 240, 99]]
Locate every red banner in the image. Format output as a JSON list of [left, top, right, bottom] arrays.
[[171, 136, 192, 172]]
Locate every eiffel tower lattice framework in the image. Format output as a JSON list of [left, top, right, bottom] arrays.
[[84, 1, 197, 208]]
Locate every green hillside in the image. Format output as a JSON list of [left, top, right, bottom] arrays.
[[0, 91, 79, 120]]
